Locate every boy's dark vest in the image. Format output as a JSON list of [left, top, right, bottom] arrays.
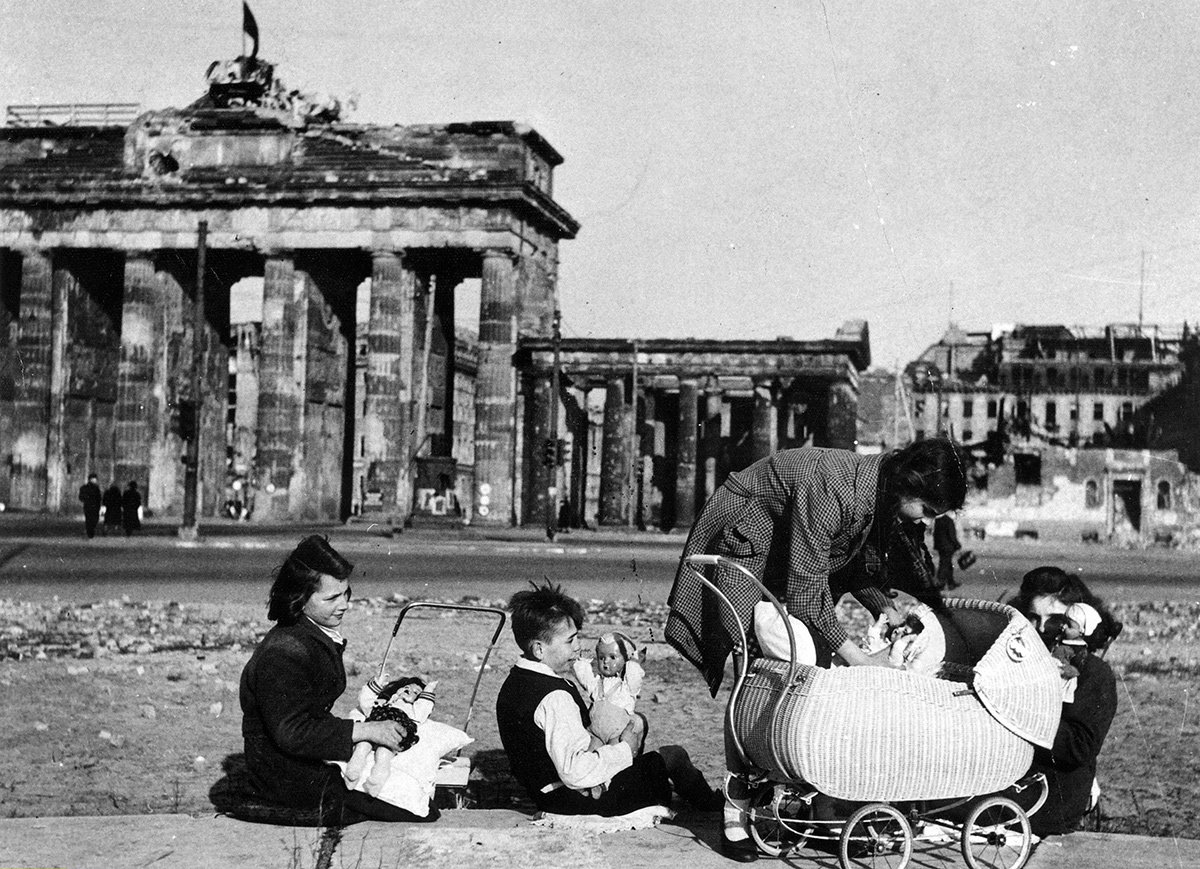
[[495, 666, 591, 798]]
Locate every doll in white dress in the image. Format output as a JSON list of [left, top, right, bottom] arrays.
[[570, 632, 647, 747]]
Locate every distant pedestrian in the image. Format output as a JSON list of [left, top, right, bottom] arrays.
[[122, 481, 143, 536], [102, 483, 123, 535], [933, 513, 962, 589], [78, 474, 102, 539]]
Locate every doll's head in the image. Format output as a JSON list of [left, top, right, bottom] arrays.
[[594, 633, 637, 678], [884, 612, 925, 645], [376, 675, 426, 706]]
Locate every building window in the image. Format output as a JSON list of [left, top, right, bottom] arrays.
[[1094, 368, 1106, 388], [963, 429, 974, 442], [1014, 453, 1042, 486], [962, 399, 973, 418], [1157, 480, 1172, 510], [1069, 404, 1079, 421], [987, 400, 998, 418], [1120, 401, 1134, 421], [915, 398, 925, 414], [1117, 368, 1129, 388], [1093, 402, 1104, 422], [1046, 367, 1059, 386], [1045, 401, 1057, 429], [1085, 479, 1101, 509]]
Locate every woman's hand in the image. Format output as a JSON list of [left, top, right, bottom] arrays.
[[352, 719, 410, 752]]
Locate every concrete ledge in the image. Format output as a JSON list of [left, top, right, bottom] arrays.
[[3, 812, 1198, 869]]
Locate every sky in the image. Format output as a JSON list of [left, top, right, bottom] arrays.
[[4, 1, 1200, 368]]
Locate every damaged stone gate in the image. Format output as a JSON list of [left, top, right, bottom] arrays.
[[0, 58, 869, 529]]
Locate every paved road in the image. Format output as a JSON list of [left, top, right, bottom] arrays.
[[2, 522, 1199, 605]]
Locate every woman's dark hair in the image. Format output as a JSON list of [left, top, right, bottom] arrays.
[[881, 437, 968, 515], [267, 534, 354, 624], [1011, 565, 1121, 652], [508, 580, 585, 654]]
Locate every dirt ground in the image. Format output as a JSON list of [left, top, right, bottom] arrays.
[[0, 593, 1196, 840]]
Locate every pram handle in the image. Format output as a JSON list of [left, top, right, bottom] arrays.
[[681, 554, 800, 775], [377, 602, 508, 738]]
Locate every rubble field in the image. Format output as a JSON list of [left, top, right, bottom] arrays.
[[0, 595, 1196, 839]]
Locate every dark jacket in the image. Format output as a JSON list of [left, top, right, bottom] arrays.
[[102, 486, 123, 525], [121, 486, 142, 531], [495, 665, 592, 805], [665, 447, 900, 694], [932, 515, 961, 554], [78, 482, 102, 514], [1030, 653, 1117, 835], [239, 618, 356, 807]]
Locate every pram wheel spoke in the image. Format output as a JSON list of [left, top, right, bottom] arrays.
[[838, 803, 913, 869], [960, 796, 1032, 869], [747, 783, 811, 857]]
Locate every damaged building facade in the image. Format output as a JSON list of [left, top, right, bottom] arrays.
[[858, 322, 1198, 544], [0, 61, 868, 530]]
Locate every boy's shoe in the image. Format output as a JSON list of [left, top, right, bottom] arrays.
[[719, 832, 758, 862]]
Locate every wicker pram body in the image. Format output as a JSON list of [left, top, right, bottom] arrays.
[[731, 597, 1062, 802]]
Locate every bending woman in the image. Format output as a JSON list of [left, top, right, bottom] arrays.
[[1010, 566, 1120, 836], [239, 535, 439, 825], [664, 439, 967, 861]]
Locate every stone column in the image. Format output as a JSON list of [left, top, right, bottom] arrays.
[[256, 254, 300, 521], [827, 380, 859, 450], [523, 372, 553, 526], [639, 388, 658, 529], [598, 377, 630, 525], [10, 250, 53, 509], [703, 379, 723, 499], [114, 255, 159, 505], [675, 377, 700, 528], [566, 386, 589, 529], [149, 263, 185, 516], [362, 251, 416, 526], [473, 250, 518, 526], [752, 378, 776, 461], [44, 260, 72, 512]]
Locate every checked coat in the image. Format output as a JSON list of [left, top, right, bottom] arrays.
[[665, 447, 898, 695]]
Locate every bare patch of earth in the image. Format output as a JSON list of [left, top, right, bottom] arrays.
[[0, 596, 1196, 840]]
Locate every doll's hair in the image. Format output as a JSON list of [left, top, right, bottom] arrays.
[[508, 580, 585, 654], [267, 534, 354, 624], [1011, 565, 1121, 652], [375, 675, 426, 704], [596, 632, 637, 661]]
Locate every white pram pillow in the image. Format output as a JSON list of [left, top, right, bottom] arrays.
[[336, 719, 474, 816], [753, 602, 817, 664]]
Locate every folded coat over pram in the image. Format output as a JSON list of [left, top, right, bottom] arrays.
[[731, 599, 1062, 802]]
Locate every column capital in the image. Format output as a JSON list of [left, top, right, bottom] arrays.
[[481, 247, 518, 264]]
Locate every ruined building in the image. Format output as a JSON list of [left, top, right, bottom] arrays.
[[0, 59, 868, 529]]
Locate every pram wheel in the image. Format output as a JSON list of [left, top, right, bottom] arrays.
[[960, 796, 1032, 869], [838, 803, 912, 869], [747, 783, 810, 857]]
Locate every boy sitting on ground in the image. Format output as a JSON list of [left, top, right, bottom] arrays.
[[496, 581, 721, 817]]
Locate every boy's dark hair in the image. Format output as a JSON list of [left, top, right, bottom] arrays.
[[508, 581, 585, 654], [267, 534, 354, 624]]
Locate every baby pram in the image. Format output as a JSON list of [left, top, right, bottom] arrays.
[[682, 554, 1061, 869], [374, 601, 507, 809]]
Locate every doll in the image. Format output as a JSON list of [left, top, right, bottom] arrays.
[[570, 632, 646, 745], [346, 675, 438, 795], [862, 601, 946, 675]]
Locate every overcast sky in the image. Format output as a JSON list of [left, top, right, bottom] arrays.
[[4, 1, 1200, 368]]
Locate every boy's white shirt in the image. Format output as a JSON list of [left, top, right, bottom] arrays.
[[516, 657, 633, 790], [571, 658, 644, 714]]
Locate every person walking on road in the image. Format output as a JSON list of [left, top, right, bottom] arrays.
[[933, 513, 962, 589], [78, 474, 102, 539], [102, 483, 123, 536], [121, 481, 142, 536]]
